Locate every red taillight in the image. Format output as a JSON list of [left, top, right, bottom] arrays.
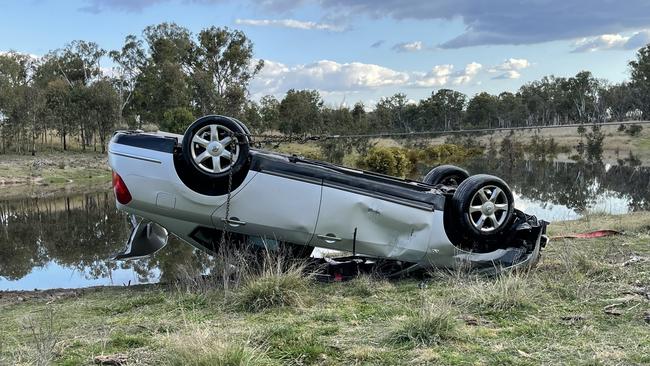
[[112, 171, 132, 204]]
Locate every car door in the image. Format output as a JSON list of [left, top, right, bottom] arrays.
[[211, 172, 322, 245], [313, 186, 432, 262]]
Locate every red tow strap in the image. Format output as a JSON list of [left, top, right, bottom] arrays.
[[551, 229, 622, 240]]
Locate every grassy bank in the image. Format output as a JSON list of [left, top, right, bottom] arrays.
[[1, 212, 649, 365], [0, 152, 111, 199], [392, 124, 650, 164]]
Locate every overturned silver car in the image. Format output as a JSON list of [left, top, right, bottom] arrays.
[[108, 115, 548, 275]]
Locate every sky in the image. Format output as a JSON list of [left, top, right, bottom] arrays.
[[1, 0, 650, 107]]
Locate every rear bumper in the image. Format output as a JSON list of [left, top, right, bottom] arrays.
[[113, 216, 169, 260]]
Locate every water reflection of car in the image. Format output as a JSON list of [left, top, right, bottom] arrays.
[[108, 115, 548, 275]]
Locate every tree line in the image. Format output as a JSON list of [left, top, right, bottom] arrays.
[[1, 22, 650, 154]]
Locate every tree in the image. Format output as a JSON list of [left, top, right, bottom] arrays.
[[465, 92, 498, 129], [43, 79, 73, 150], [496, 92, 526, 128], [259, 95, 280, 131], [0, 52, 42, 154], [278, 89, 323, 135], [602, 83, 635, 121], [135, 23, 194, 124], [374, 93, 415, 131], [565, 71, 601, 123], [88, 79, 120, 152], [109, 35, 146, 127], [430, 89, 466, 130], [629, 44, 650, 119], [51, 40, 106, 87], [193, 26, 264, 117]]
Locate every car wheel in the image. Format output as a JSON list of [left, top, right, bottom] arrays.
[[182, 115, 250, 178], [448, 174, 514, 241], [422, 165, 469, 187]]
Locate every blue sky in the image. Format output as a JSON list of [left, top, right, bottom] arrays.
[[1, 0, 649, 106]]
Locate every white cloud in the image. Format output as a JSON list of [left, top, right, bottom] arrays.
[[453, 62, 482, 84], [492, 70, 521, 79], [251, 59, 484, 97], [251, 60, 410, 95], [234, 18, 345, 32], [571, 30, 650, 52], [488, 58, 530, 79], [412, 62, 482, 87], [392, 41, 423, 52], [411, 65, 453, 87]]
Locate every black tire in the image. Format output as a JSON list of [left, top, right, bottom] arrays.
[[423, 165, 469, 186], [182, 115, 250, 179], [448, 174, 514, 241]]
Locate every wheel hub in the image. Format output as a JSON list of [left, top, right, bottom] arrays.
[[482, 202, 495, 215], [207, 141, 224, 156]]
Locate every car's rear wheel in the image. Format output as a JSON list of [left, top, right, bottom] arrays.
[[447, 174, 515, 243], [182, 115, 250, 179], [422, 164, 469, 187]]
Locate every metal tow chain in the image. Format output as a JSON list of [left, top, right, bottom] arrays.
[[220, 131, 235, 246]]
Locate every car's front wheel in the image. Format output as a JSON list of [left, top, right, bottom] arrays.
[[446, 174, 515, 245]]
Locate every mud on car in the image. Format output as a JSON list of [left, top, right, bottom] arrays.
[[108, 115, 548, 275]]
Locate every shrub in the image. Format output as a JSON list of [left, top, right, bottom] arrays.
[[626, 124, 643, 137], [161, 107, 195, 134], [358, 147, 411, 177]]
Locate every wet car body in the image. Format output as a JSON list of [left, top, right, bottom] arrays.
[[108, 116, 548, 274]]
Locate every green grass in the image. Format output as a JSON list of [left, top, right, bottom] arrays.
[[1, 212, 650, 365]]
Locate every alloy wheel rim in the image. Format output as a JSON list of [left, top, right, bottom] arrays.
[[468, 185, 509, 232], [190, 124, 239, 174]]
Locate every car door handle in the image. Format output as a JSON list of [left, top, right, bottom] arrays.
[[317, 234, 342, 243], [222, 217, 247, 227]]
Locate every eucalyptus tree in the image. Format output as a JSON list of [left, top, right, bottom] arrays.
[[629, 44, 650, 119], [374, 93, 415, 132], [465, 92, 499, 129], [193, 26, 264, 117], [602, 82, 636, 121], [259, 95, 281, 131], [278, 89, 323, 135], [87, 79, 120, 152], [135, 23, 195, 125], [0, 52, 42, 154], [109, 35, 146, 127]]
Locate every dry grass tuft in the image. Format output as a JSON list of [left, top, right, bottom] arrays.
[[21, 307, 61, 366], [163, 326, 267, 366], [234, 249, 311, 312], [388, 300, 459, 346], [455, 271, 537, 312]]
